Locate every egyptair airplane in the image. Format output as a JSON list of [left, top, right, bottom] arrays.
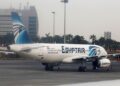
[[6, 12, 119, 71]]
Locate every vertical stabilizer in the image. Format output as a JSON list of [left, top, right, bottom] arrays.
[[11, 12, 32, 44]]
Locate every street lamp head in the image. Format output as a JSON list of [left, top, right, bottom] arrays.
[[61, 0, 68, 3], [52, 12, 55, 14]]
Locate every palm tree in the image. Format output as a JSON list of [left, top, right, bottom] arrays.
[[90, 34, 96, 44], [66, 34, 73, 43], [72, 35, 85, 44]]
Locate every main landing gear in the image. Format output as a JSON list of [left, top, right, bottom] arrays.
[[45, 64, 54, 71], [42, 63, 60, 71], [42, 63, 54, 71], [78, 66, 86, 72], [78, 59, 87, 72]]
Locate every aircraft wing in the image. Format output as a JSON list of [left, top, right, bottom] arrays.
[[0, 51, 15, 55], [0, 47, 8, 51], [107, 53, 120, 61], [62, 56, 84, 63], [63, 56, 96, 63], [0, 47, 16, 56], [62, 53, 120, 63], [62, 55, 108, 63], [108, 53, 120, 57]]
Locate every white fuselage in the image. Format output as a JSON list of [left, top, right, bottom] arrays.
[[9, 43, 108, 63]]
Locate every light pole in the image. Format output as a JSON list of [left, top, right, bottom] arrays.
[[52, 11, 55, 43], [61, 0, 68, 44]]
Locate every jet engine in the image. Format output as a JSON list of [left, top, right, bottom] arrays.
[[99, 58, 111, 68]]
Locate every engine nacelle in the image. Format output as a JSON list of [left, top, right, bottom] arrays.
[[99, 58, 111, 68]]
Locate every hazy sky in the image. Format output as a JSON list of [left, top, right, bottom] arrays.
[[0, 0, 120, 41]]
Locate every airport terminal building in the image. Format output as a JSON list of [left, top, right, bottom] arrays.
[[0, 6, 38, 40], [0, 9, 12, 36]]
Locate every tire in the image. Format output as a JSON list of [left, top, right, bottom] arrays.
[[45, 64, 54, 71], [78, 66, 86, 72]]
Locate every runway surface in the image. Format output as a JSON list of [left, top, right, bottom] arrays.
[[0, 60, 120, 86]]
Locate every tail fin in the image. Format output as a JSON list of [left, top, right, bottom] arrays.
[[11, 12, 32, 44]]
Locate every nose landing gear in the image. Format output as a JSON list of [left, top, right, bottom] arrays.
[[92, 58, 99, 70]]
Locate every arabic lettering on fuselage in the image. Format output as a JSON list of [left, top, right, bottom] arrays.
[[62, 46, 85, 53]]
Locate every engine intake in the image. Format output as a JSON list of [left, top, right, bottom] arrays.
[[99, 58, 111, 68]]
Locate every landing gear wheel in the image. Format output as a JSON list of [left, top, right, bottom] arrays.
[[78, 59, 87, 72], [45, 65, 54, 71], [105, 66, 112, 72], [106, 68, 110, 72], [92, 64, 97, 70], [92, 58, 99, 70], [78, 66, 86, 72]]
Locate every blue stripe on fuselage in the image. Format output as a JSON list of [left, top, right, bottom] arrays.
[[89, 49, 97, 56]]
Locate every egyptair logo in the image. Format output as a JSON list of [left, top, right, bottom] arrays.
[[89, 46, 101, 57]]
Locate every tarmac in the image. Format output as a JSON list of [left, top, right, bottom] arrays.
[[0, 60, 120, 86]]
